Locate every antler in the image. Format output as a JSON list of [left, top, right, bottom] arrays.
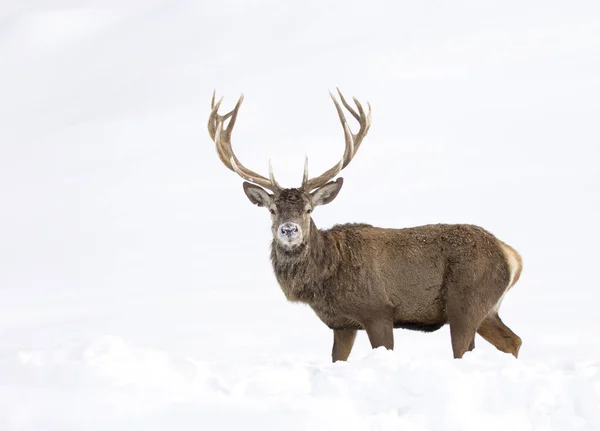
[[302, 88, 372, 192], [208, 91, 282, 192]]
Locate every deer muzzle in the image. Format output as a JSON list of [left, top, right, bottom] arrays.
[[278, 222, 302, 247]]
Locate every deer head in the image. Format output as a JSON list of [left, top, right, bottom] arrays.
[[207, 88, 372, 250]]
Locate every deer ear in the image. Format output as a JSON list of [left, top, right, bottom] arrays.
[[310, 178, 343, 207], [243, 182, 273, 207]]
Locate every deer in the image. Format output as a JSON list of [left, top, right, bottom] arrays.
[[206, 88, 523, 362]]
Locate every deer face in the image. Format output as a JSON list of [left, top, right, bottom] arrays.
[[207, 89, 370, 249], [242, 179, 343, 250]]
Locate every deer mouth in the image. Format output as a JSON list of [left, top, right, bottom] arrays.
[[276, 222, 303, 248], [277, 235, 303, 249], [275, 237, 308, 256]]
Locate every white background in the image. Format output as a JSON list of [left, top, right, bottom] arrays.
[[1, 1, 599, 429]]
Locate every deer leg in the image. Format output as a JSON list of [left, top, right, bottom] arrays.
[[446, 290, 486, 359], [363, 319, 394, 351], [448, 319, 478, 359], [332, 329, 357, 362], [444, 260, 510, 359], [477, 313, 522, 358]]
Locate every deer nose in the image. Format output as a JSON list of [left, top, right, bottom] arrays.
[[280, 223, 299, 237]]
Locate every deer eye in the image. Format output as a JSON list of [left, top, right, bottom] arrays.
[[306, 208, 312, 214], [269, 209, 276, 215]]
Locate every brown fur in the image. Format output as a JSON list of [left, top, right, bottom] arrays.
[[208, 90, 522, 362], [258, 187, 523, 361]]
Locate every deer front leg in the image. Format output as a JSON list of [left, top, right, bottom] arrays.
[[332, 329, 358, 362], [363, 318, 394, 351]]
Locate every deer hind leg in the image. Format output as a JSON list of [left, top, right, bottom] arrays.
[[332, 329, 358, 362], [448, 316, 479, 359], [445, 283, 491, 359], [477, 313, 522, 358], [444, 256, 512, 359]]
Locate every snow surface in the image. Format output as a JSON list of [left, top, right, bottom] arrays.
[[1, 0, 599, 429]]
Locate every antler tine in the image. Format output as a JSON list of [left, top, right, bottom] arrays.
[[302, 89, 372, 192], [335, 87, 372, 165], [208, 92, 282, 192], [302, 155, 309, 185]]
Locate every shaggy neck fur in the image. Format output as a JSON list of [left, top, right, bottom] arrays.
[[270, 219, 340, 303]]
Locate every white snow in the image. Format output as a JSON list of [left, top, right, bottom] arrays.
[[2, 338, 599, 431], [1, 0, 600, 430]]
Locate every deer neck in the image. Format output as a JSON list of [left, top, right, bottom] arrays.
[[270, 219, 338, 303]]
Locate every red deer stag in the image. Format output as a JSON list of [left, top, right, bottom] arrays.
[[206, 89, 523, 361]]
